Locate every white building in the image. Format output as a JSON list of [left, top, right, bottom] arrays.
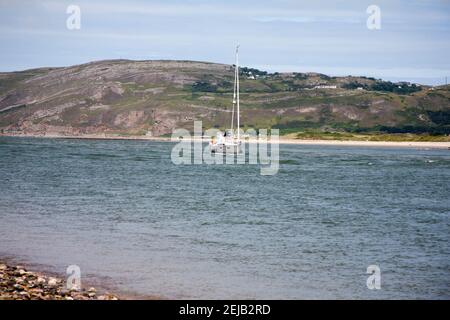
[[314, 85, 337, 89]]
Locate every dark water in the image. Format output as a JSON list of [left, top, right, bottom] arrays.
[[0, 137, 449, 299]]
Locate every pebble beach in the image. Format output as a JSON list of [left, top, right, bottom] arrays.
[[0, 262, 119, 300]]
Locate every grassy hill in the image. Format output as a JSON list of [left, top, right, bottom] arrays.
[[0, 59, 449, 141]]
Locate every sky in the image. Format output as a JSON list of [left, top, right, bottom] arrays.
[[0, 0, 449, 85]]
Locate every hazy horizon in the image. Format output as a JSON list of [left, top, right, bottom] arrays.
[[1, 57, 447, 87]]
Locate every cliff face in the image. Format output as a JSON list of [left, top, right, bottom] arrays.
[[0, 59, 449, 137]]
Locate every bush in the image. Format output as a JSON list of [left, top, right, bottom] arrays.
[[293, 73, 308, 80], [191, 81, 217, 92], [426, 110, 450, 125], [370, 81, 421, 94], [342, 82, 367, 90], [239, 66, 268, 77]]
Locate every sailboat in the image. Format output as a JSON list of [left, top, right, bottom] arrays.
[[209, 45, 242, 154]]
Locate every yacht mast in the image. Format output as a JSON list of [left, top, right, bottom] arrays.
[[236, 45, 240, 141], [231, 50, 237, 132]]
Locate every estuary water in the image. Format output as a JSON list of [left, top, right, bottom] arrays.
[[0, 137, 449, 299]]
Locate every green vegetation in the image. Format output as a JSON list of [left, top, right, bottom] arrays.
[[0, 68, 55, 95], [371, 81, 422, 94], [293, 73, 308, 80], [191, 81, 218, 92], [293, 130, 450, 142], [343, 80, 422, 94], [426, 110, 450, 125], [1, 60, 448, 141], [239, 66, 268, 77], [366, 125, 450, 135]]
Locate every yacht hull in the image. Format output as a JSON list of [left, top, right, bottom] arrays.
[[210, 143, 241, 154]]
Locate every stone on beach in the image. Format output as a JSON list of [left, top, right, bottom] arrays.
[[0, 261, 120, 300], [47, 277, 59, 287]]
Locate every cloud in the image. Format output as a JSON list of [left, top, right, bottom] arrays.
[[252, 16, 361, 24], [0, 0, 449, 85]]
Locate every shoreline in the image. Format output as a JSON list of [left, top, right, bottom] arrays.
[[1, 133, 449, 149], [0, 260, 120, 300], [0, 257, 161, 300]]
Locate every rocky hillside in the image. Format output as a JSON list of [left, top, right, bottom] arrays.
[[0, 59, 449, 137]]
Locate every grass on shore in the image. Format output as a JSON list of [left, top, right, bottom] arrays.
[[284, 131, 450, 142]]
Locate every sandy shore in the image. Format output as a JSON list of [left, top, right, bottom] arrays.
[[1, 133, 450, 149], [276, 138, 450, 149]]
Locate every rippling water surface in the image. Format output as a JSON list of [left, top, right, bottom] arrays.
[[0, 137, 449, 299]]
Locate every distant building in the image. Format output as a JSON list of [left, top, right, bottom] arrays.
[[314, 85, 337, 89]]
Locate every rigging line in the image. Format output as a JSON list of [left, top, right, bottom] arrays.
[[231, 59, 237, 131]]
